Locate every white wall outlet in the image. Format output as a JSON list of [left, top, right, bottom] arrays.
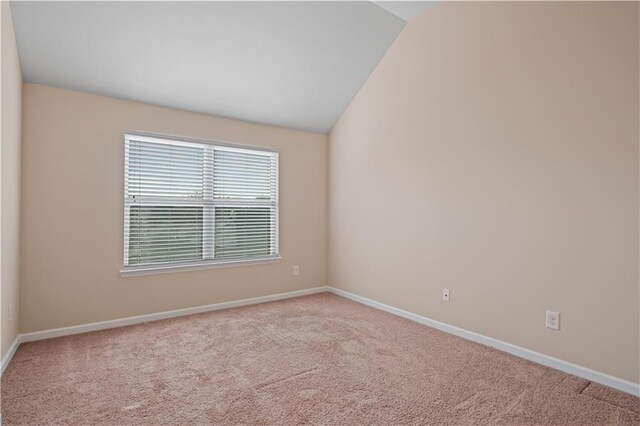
[[546, 311, 560, 330], [293, 265, 300, 276], [8, 303, 13, 322], [442, 289, 450, 302]]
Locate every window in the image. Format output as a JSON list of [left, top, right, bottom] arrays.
[[123, 134, 278, 274]]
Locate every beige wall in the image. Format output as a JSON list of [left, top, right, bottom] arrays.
[[1, 1, 23, 358], [329, 2, 640, 383], [20, 83, 327, 333], [10, 1, 640, 386]]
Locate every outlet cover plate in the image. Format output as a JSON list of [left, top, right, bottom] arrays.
[[546, 311, 560, 330]]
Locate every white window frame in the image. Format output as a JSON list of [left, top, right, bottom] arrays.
[[121, 133, 280, 277]]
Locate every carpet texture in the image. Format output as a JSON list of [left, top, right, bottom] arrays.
[[2, 293, 639, 425]]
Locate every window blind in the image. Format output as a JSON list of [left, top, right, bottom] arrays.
[[124, 134, 278, 270]]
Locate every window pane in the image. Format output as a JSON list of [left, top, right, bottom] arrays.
[[213, 150, 275, 201], [214, 207, 273, 259], [127, 141, 204, 199], [128, 206, 203, 265]]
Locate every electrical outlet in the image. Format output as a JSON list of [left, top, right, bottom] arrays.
[[546, 311, 560, 330], [442, 289, 450, 302], [8, 303, 13, 322], [293, 265, 300, 276]]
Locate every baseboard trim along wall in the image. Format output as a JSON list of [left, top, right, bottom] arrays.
[[1, 336, 21, 376], [2, 285, 638, 397], [1, 286, 330, 375], [327, 287, 640, 397], [20, 286, 331, 343]]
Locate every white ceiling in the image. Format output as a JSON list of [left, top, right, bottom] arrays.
[[11, 2, 431, 134], [373, 1, 434, 21]]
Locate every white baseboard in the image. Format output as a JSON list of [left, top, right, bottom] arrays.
[[1, 335, 21, 376], [20, 286, 330, 343], [2, 286, 329, 375], [327, 286, 640, 397], [4, 285, 639, 397]]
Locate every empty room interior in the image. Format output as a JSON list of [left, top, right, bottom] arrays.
[[1, 1, 639, 424]]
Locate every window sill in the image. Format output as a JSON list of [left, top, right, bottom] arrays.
[[120, 256, 282, 277]]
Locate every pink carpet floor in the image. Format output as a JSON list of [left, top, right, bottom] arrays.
[[2, 293, 639, 425]]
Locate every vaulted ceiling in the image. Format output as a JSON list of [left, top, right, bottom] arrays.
[[11, 2, 432, 134]]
